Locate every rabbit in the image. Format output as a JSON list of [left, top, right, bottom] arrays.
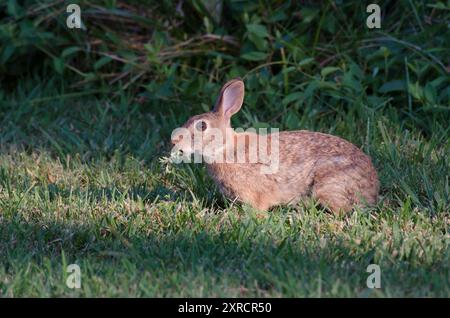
[[171, 78, 379, 213]]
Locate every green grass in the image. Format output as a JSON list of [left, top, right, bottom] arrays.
[[0, 0, 449, 297]]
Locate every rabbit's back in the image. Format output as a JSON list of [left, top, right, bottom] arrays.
[[206, 130, 379, 212]]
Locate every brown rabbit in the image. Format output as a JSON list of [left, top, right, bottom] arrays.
[[171, 78, 379, 213]]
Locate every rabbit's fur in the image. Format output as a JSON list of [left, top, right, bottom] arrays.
[[171, 78, 379, 213]]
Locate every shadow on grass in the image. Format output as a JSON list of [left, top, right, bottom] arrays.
[[0, 215, 448, 297]]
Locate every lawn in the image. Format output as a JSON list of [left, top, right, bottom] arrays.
[[0, 0, 449, 297]]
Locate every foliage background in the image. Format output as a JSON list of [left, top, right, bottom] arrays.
[[0, 0, 449, 297]]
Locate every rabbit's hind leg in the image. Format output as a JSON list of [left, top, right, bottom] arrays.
[[312, 176, 354, 214]]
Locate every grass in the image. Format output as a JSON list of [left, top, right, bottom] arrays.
[[0, 0, 449, 297]]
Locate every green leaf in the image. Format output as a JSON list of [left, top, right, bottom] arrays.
[[268, 11, 287, 22], [321, 66, 340, 77], [378, 80, 406, 93], [94, 56, 113, 70], [298, 57, 315, 67], [248, 33, 267, 51], [62, 47, 82, 58], [241, 52, 267, 61], [1, 45, 15, 64], [53, 57, 64, 74], [246, 23, 269, 38], [7, 0, 21, 18], [408, 82, 423, 100], [82, 72, 96, 81], [424, 83, 437, 104], [282, 92, 303, 105], [301, 8, 319, 24], [285, 111, 300, 129], [342, 71, 362, 93]]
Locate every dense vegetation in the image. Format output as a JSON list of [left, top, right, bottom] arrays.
[[0, 0, 449, 297]]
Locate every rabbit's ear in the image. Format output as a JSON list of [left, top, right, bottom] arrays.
[[213, 78, 245, 119]]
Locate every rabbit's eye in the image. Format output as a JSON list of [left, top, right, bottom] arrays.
[[195, 121, 207, 132]]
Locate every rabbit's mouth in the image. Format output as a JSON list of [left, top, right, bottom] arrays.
[[170, 146, 191, 161], [170, 142, 227, 164]]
